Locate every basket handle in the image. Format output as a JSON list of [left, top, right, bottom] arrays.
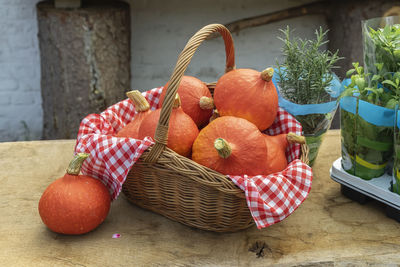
[[144, 23, 235, 163]]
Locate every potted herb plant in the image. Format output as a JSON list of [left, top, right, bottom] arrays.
[[339, 16, 400, 183], [340, 63, 399, 180], [363, 16, 400, 77], [362, 15, 400, 189], [274, 26, 342, 166], [395, 108, 400, 194]]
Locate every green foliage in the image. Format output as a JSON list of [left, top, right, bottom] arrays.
[[276, 26, 342, 135], [365, 24, 400, 75], [340, 22, 400, 179], [340, 62, 400, 109], [394, 126, 400, 185], [340, 62, 396, 177], [276, 26, 342, 105], [340, 109, 357, 156], [341, 109, 393, 168], [361, 23, 400, 108]]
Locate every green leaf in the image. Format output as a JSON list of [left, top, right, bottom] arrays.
[[382, 80, 397, 88], [374, 63, 384, 72], [371, 74, 381, 81], [346, 69, 356, 77], [385, 98, 398, 109], [383, 25, 391, 36], [355, 77, 366, 90], [276, 25, 342, 106], [365, 23, 400, 74]]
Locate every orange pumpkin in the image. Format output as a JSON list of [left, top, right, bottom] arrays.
[[138, 94, 199, 157], [38, 153, 111, 235], [159, 76, 214, 127], [213, 67, 278, 131], [117, 90, 151, 139], [263, 132, 305, 174], [192, 116, 269, 176]]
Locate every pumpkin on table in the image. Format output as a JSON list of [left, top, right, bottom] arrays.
[[158, 75, 214, 128], [191, 116, 269, 176], [213, 67, 278, 131], [38, 153, 111, 235]]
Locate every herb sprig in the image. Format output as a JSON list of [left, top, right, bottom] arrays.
[[276, 26, 342, 134], [276, 26, 342, 105], [341, 62, 400, 109], [364, 24, 400, 75]]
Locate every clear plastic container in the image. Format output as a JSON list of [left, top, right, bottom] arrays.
[[362, 16, 400, 77], [340, 97, 394, 180], [393, 109, 400, 194]]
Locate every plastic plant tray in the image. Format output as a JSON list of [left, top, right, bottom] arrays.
[[330, 158, 400, 221]]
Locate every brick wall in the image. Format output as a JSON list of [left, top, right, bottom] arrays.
[[0, 0, 324, 141], [0, 0, 42, 141]]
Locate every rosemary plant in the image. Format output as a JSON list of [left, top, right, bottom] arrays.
[[276, 26, 342, 135]]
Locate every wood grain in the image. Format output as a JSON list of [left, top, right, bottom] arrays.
[[1, 131, 400, 266]]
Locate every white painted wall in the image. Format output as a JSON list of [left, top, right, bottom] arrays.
[[128, 0, 326, 90], [0, 0, 325, 141], [0, 0, 42, 141]]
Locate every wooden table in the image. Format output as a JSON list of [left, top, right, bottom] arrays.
[[1, 130, 400, 266]]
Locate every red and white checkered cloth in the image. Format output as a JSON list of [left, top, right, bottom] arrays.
[[74, 87, 312, 229]]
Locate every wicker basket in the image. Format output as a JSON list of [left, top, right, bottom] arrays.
[[122, 24, 309, 232]]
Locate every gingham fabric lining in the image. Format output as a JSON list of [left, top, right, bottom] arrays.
[[74, 87, 312, 228]]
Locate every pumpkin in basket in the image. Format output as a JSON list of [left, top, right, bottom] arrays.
[[117, 90, 152, 139], [263, 132, 306, 174], [38, 153, 111, 235], [73, 23, 314, 233], [158, 76, 214, 128], [213, 67, 278, 131], [192, 116, 269, 176], [138, 94, 199, 157]]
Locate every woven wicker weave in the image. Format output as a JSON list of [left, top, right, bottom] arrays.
[[122, 24, 309, 232]]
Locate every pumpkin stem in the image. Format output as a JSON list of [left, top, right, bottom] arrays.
[[67, 153, 89, 175], [199, 96, 214, 110], [209, 109, 220, 123], [214, 138, 232, 159], [287, 132, 306, 144], [173, 93, 181, 109], [260, 67, 274, 82], [126, 90, 150, 112]]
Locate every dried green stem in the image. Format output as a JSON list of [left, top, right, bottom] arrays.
[[67, 153, 89, 175], [209, 109, 220, 123], [173, 93, 181, 109], [199, 96, 214, 110], [260, 67, 274, 81], [214, 138, 232, 159], [286, 132, 306, 144], [126, 90, 150, 112]]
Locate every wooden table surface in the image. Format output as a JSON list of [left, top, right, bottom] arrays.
[[1, 129, 400, 266]]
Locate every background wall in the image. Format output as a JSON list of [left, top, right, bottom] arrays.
[[128, 0, 325, 90], [0, 0, 42, 141], [0, 0, 326, 141]]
